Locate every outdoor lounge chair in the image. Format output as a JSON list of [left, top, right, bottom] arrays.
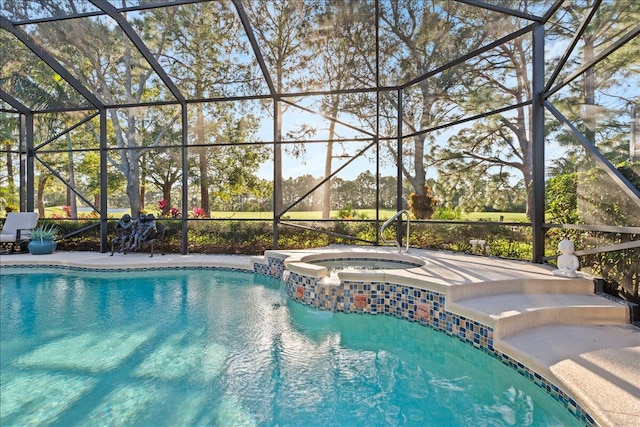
[[0, 212, 39, 254]]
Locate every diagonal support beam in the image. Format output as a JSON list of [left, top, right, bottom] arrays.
[[231, 0, 277, 96], [0, 88, 31, 114], [89, 0, 186, 105], [0, 17, 103, 109], [401, 24, 534, 89], [281, 99, 376, 137], [541, 0, 565, 23], [35, 111, 100, 151], [545, 0, 603, 94], [280, 141, 376, 215], [34, 155, 99, 213], [456, 0, 543, 23], [546, 100, 640, 209], [547, 23, 640, 98]]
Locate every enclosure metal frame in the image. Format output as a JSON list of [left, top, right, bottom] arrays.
[[1, 0, 639, 262]]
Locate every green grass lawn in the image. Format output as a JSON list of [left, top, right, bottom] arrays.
[[462, 212, 527, 222], [277, 209, 526, 222], [40, 207, 527, 222]]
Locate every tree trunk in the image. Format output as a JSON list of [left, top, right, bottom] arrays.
[[140, 157, 146, 211], [197, 104, 210, 215], [404, 78, 432, 201], [405, 133, 427, 200], [5, 144, 15, 205], [583, 37, 596, 144], [127, 164, 142, 218], [66, 134, 77, 218], [37, 176, 48, 218], [274, 101, 283, 215], [322, 139, 333, 219], [322, 102, 340, 219], [162, 185, 172, 215]]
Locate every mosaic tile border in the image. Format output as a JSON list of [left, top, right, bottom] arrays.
[[259, 256, 595, 427], [263, 257, 285, 279], [253, 261, 273, 276], [0, 264, 252, 274]]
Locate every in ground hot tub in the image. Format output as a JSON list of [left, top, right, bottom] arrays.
[[277, 250, 427, 313], [263, 249, 429, 313], [305, 255, 424, 275], [282, 251, 426, 282]]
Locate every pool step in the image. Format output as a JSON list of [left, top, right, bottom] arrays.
[[447, 292, 630, 339], [447, 277, 594, 302], [497, 324, 640, 427]]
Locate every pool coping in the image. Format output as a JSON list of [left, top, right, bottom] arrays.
[[1, 246, 638, 427]]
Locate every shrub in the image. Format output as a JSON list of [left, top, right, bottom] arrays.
[[546, 173, 579, 224], [337, 204, 357, 219], [408, 185, 438, 219], [432, 206, 462, 220]]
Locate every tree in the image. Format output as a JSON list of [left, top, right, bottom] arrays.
[[546, 173, 579, 224], [435, 115, 531, 215], [344, 0, 488, 216], [205, 115, 269, 212], [429, 4, 536, 217], [307, 1, 376, 219], [431, 0, 638, 219], [143, 147, 183, 215], [164, 2, 255, 216], [561, 1, 638, 139], [244, 0, 320, 217], [26, 3, 182, 217], [0, 54, 87, 216], [549, 1, 640, 167], [282, 174, 321, 211], [0, 114, 18, 212], [0, 31, 21, 211], [379, 176, 399, 210], [351, 171, 377, 209]]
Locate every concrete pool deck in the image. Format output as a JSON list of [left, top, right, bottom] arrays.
[[1, 246, 638, 427]]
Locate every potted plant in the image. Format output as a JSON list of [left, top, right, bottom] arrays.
[[28, 224, 59, 255]]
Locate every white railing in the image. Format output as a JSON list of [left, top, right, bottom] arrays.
[[380, 210, 410, 253]]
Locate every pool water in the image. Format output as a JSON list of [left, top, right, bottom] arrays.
[[310, 259, 422, 273], [0, 268, 581, 427]]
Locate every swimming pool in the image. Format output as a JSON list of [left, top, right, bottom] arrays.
[[0, 268, 582, 426]]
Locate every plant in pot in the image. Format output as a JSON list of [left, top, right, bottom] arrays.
[[28, 224, 59, 255]]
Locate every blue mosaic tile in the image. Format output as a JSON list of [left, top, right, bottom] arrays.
[[2, 264, 251, 274]]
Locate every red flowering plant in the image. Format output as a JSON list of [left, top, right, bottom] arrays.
[[61, 205, 72, 218], [192, 207, 206, 218], [158, 199, 170, 217], [170, 207, 181, 218]]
